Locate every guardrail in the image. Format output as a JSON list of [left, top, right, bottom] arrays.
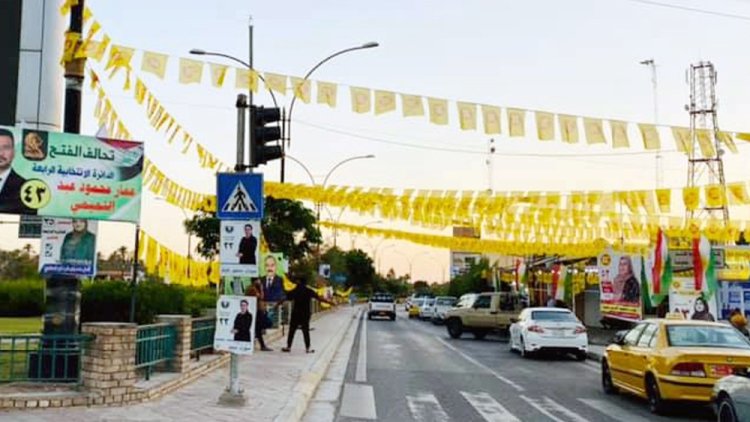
[[0, 334, 92, 384], [190, 317, 215, 361], [135, 323, 176, 380]]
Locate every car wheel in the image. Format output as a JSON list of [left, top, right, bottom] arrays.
[[718, 395, 738, 422], [601, 360, 617, 395], [646, 374, 666, 415], [367, 314, 372, 321], [575, 351, 587, 361], [473, 330, 487, 340], [390, 314, 396, 321], [447, 319, 463, 339]]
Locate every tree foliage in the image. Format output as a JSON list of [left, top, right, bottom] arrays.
[[0, 248, 39, 281], [446, 257, 493, 297]]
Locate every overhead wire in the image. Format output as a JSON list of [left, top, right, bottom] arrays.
[[621, 0, 750, 21]]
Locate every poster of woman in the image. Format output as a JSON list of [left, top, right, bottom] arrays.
[[598, 248, 643, 322], [39, 217, 98, 277], [669, 277, 718, 321]]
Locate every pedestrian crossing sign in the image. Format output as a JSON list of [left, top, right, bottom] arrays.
[[216, 173, 264, 220]]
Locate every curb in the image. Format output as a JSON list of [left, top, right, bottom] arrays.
[[274, 307, 361, 422], [587, 351, 603, 362]]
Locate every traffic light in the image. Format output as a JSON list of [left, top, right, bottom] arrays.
[[250, 105, 283, 167]]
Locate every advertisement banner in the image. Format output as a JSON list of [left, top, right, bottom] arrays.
[[39, 217, 98, 277], [598, 248, 643, 321], [219, 220, 260, 277], [719, 282, 749, 320], [669, 277, 719, 322], [213, 295, 256, 355], [0, 126, 143, 222]]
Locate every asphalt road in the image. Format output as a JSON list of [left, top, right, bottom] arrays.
[[332, 310, 714, 422]]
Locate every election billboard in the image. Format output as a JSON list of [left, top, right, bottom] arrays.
[[214, 295, 256, 355], [0, 126, 143, 222], [219, 220, 261, 277], [598, 248, 643, 322], [39, 217, 98, 277]]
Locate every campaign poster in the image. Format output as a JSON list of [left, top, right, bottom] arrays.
[[214, 295, 257, 355], [669, 277, 719, 322], [219, 220, 260, 277], [39, 217, 98, 277], [598, 248, 643, 322], [719, 282, 749, 320], [0, 126, 143, 222]]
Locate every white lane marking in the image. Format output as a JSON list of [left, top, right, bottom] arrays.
[[339, 383, 377, 420], [355, 314, 367, 382], [578, 399, 651, 422], [541, 397, 590, 422], [519, 396, 566, 422], [406, 393, 450, 422], [460, 391, 520, 422], [435, 336, 524, 392]]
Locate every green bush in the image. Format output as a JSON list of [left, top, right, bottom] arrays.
[[0, 279, 45, 317]]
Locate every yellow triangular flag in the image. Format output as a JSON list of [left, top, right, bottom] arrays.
[[427, 98, 449, 125], [671, 127, 692, 154], [350, 86, 371, 114], [507, 108, 526, 137], [141, 51, 168, 79], [558, 114, 579, 143], [727, 182, 750, 205], [210, 64, 228, 88], [610, 120, 629, 148], [682, 187, 700, 211], [235, 68, 258, 92], [535, 111, 555, 141], [481, 105, 501, 134], [718, 131, 738, 154], [290, 77, 311, 103], [655, 189, 671, 213], [178, 58, 203, 84], [104, 44, 135, 72], [705, 184, 726, 208], [583, 118, 605, 144], [696, 129, 716, 157], [317, 81, 337, 107], [264, 72, 287, 94], [401, 94, 424, 117], [374, 90, 396, 115], [457, 102, 477, 130], [639, 123, 660, 150]]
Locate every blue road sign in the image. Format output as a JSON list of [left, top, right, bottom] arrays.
[[216, 173, 264, 220]]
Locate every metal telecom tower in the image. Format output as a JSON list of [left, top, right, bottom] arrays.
[[686, 61, 729, 224]]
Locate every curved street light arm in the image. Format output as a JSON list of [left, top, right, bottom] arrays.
[[283, 154, 316, 185], [322, 155, 375, 188]]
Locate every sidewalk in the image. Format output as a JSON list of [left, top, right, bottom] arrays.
[[0, 306, 361, 422]]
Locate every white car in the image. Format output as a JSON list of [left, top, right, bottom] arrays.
[[431, 296, 457, 324], [419, 298, 436, 320], [713, 373, 750, 422], [508, 307, 588, 361]]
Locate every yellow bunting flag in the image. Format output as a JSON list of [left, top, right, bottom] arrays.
[[481, 105, 501, 134], [141, 51, 168, 79], [610, 120, 629, 148], [457, 102, 477, 130], [235, 68, 258, 92], [671, 127, 692, 154], [655, 189, 671, 213], [104, 44, 134, 72], [374, 90, 396, 115], [728, 182, 750, 205], [737, 133, 750, 143], [718, 132, 738, 154], [178, 58, 203, 84], [291, 77, 311, 103], [705, 184, 726, 208], [639, 124, 660, 150], [317, 81, 338, 107], [350, 86, 371, 114], [683, 187, 700, 211], [62, 31, 80, 64], [264, 72, 287, 94], [209, 63, 228, 88], [696, 129, 716, 157], [583, 118, 605, 145], [507, 108, 526, 137], [401, 94, 424, 117], [559, 114, 579, 143], [428, 98, 449, 125], [534, 112, 554, 141]]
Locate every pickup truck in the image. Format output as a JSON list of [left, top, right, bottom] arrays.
[[368, 293, 396, 321], [444, 292, 523, 339]]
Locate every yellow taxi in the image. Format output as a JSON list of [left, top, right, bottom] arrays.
[[601, 316, 750, 415], [408, 298, 424, 319]]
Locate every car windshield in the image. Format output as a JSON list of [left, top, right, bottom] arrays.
[[425, 299, 435, 305], [371, 295, 394, 303], [437, 298, 456, 306], [531, 311, 577, 322], [667, 325, 750, 349]]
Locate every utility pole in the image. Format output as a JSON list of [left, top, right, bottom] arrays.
[[63, 0, 85, 133], [640, 59, 661, 188]]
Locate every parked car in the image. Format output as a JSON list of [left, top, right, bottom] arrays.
[[419, 298, 437, 320], [508, 307, 587, 360], [368, 293, 396, 321], [601, 319, 750, 415], [455, 293, 478, 309], [713, 373, 750, 422], [431, 296, 457, 324], [408, 297, 425, 319], [444, 292, 523, 340]]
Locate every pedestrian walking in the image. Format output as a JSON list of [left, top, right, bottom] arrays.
[[730, 308, 749, 337], [280, 274, 335, 353], [245, 281, 272, 351]]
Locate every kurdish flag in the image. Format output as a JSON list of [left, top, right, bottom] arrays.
[[645, 228, 672, 305], [693, 235, 718, 298], [553, 264, 572, 303]]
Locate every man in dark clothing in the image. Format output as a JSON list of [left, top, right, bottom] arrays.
[[232, 300, 253, 342], [0, 128, 35, 215], [236, 224, 257, 265], [280, 275, 335, 353]]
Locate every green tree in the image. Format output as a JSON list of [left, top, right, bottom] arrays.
[[0, 248, 39, 281], [344, 249, 376, 294]]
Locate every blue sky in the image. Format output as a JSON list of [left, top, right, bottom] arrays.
[[3, 0, 750, 281]]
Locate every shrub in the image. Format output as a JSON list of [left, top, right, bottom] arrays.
[[0, 279, 45, 317]]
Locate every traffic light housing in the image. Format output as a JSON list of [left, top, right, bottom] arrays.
[[250, 105, 283, 167]]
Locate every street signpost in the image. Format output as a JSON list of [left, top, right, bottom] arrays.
[[18, 215, 42, 238], [216, 173, 264, 220], [669, 248, 726, 270]]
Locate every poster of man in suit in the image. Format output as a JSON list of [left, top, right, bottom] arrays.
[[219, 220, 260, 277], [213, 295, 256, 355]]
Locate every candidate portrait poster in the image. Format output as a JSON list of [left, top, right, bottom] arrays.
[[214, 295, 256, 355], [219, 220, 260, 277], [0, 125, 143, 222], [598, 248, 643, 322], [669, 277, 719, 322], [39, 217, 98, 277]]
